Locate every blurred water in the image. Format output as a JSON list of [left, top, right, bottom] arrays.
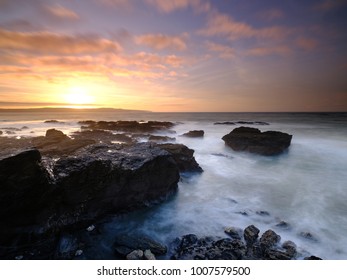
[[1, 110, 347, 259]]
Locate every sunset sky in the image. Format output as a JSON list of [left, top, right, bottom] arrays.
[[0, 0, 346, 112]]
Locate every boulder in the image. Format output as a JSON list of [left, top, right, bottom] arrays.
[[45, 129, 69, 142], [244, 225, 260, 246], [182, 130, 204, 138], [158, 143, 203, 173], [0, 142, 179, 258], [222, 127, 292, 156]]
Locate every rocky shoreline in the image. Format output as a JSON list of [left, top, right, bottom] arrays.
[[0, 120, 319, 260]]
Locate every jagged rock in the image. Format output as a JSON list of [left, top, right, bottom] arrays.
[[182, 130, 204, 138], [114, 235, 167, 256], [0, 149, 51, 225], [244, 225, 260, 246], [78, 120, 175, 133], [126, 250, 144, 260], [224, 227, 242, 239], [0, 143, 179, 258], [275, 221, 291, 230], [158, 143, 203, 173], [222, 127, 292, 156], [282, 241, 297, 257], [45, 129, 69, 142], [260, 230, 281, 250]]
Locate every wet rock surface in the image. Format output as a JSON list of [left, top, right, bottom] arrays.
[[222, 126, 292, 156], [172, 225, 321, 260], [182, 130, 204, 137]]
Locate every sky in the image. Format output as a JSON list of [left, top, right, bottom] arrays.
[[0, 0, 346, 112]]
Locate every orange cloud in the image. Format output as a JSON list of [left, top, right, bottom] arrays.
[[45, 4, 79, 20], [0, 28, 122, 54], [145, 0, 211, 13], [199, 12, 290, 40], [205, 41, 235, 59], [135, 33, 188, 51], [296, 37, 318, 51]]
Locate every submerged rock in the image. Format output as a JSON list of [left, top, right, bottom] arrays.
[[114, 235, 167, 257], [222, 126, 292, 156]]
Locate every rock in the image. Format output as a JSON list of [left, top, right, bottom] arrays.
[[171, 225, 320, 260], [214, 121, 269, 125], [224, 227, 242, 240], [75, 249, 83, 256], [73, 130, 133, 144], [222, 127, 292, 156], [86, 225, 95, 232], [44, 120, 64, 123], [158, 143, 203, 173], [256, 211, 270, 216], [0, 149, 51, 225], [55, 234, 79, 259], [126, 250, 144, 260], [78, 120, 175, 133], [144, 249, 156, 260], [275, 221, 291, 230], [182, 130, 204, 137], [148, 135, 175, 142], [304, 256, 322, 260], [244, 225, 260, 246], [299, 232, 319, 242], [114, 235, 167, 256], [282, 241, 297, 257], [0, 130, 2, 135], [260, 230, 281, 250], [45, 129, 69, 142], [0, 142, 179, 258], [214, 122, 236, 125]]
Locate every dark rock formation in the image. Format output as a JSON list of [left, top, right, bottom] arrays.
[[72, 130, 134, 144], [159, 143, 203, 173], [171, 225, 319, 260], [79, 120, 175, 133], [114, 235, 167, 257], [44, 120, 64, 124], [0, 143, 180, 258], [182, 130, 204, 138], [214, 121, 269, 125], [222, 127, 292, 156], [148, 135, 176, 142]]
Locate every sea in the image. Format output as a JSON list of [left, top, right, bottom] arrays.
[[1, 109, 347, 259]]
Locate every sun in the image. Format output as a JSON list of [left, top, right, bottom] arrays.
[[65, 86, 95, 105]]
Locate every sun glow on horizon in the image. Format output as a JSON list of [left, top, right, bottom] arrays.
[[64, 86, 95, 105]]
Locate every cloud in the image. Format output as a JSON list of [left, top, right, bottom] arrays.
[[314, 0, 347, 11], [258, 8, 284, 21], [296, 37, 318, 51], [198, 12, 290, 40], [45, 4, 79, 20], [0, 28, 122, 54], [205, 41, 235, 59], [135, 33, 188, 51], [145, 0, 211, 13], [245, 45, 292, 56], [98, 0, 133, 9]]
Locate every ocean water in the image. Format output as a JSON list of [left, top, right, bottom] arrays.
[[1, 110, 347, 259]]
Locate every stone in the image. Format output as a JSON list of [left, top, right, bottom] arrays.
[[222, 126, 292, 156], [182, 130, 204, 137], [244, 225, 260, 245], [45, 129, 69, 141], [144, 249, 156, 260], [158, 143, 203, 173], [114, 235, 167, 256], [304, 256, 322, 260], [126, 250, 144, 260], [224, 227, 242, 239], [282, 240, 297, 257], [260, 230, 281, 250]]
